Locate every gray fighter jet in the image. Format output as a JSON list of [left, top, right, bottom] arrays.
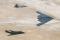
[[5, 30, 25, 36]]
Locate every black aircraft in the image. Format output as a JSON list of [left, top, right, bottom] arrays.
[[36, 11, 53, 26], [5, 30, 25, 36], [14, 4, 27, 8]]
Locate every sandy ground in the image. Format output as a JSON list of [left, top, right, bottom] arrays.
[[0, 23, 60, 40], [0, 0, 60, 40]]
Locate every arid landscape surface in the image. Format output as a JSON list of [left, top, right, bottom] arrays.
[[0, 0, 60, 40]]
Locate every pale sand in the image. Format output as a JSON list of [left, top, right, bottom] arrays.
[[0, 0, 60, 40], [0, 23, 60, 40]]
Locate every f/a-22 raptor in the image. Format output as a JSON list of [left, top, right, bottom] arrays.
[[5, 30, 25, 36]]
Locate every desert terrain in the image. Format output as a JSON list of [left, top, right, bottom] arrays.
[[0, 0, 60, 40]]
